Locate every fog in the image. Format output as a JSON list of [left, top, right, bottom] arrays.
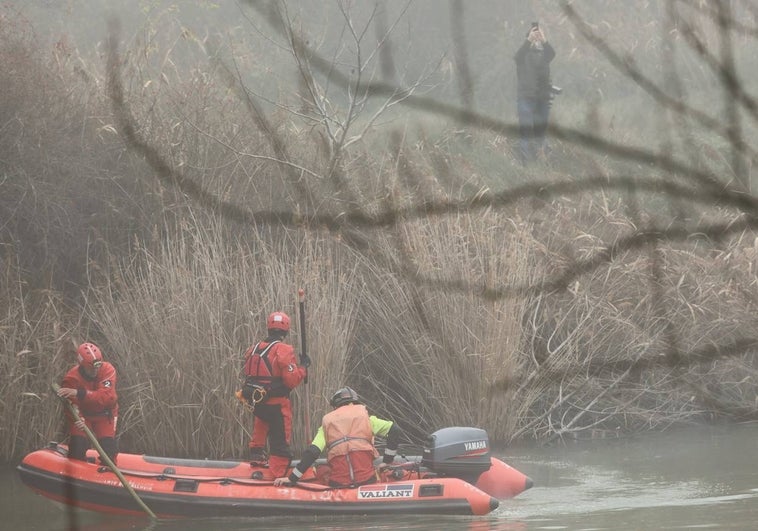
[[16, 0, 756, 147], [3, 0, 758, 464], [7, 1, 623, 126]]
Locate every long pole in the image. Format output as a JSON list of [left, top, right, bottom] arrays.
[[52, 383, 157, 520], [298, 288, 311, 442]]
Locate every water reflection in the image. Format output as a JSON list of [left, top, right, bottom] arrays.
[[47, 515, 526, 531], [499, 422, 758, 529]]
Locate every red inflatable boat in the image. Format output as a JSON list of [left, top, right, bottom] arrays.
[[17, 427, 532, 518]]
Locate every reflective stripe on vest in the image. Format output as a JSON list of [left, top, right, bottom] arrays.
[[323, 404, 375, 459]]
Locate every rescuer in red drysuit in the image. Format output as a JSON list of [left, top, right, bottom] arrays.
[[240, 311, 309, 478], [57, 342, 119, 462]]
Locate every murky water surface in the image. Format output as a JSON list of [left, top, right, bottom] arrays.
[[5, 423, 758, 530]]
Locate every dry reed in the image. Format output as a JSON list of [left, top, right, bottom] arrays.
[[3, 2, 758, 464]]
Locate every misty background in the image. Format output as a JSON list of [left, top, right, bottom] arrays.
[[2, 0, 758, 464]]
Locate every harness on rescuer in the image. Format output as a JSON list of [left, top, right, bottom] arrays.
[[235, 387, 266, 410], [236, 340, 288, 409]]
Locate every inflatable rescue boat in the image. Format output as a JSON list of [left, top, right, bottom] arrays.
[[17, 427, 532, 518]]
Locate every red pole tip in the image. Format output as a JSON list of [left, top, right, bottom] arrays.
[[298, 288, 305, 300]]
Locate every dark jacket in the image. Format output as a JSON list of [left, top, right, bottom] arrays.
[[514, 40, 556, 102]]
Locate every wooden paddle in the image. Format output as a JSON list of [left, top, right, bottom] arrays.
[[52, 382, 157, 520]]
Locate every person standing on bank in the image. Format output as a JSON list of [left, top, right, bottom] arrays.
[[57, 342, 119, 462], [514, 21, 556, 164], [273, 387, 401, 488], [241, 311, 309, 478]]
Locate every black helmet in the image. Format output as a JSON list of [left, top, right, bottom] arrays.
[[330, 387, 359, 408]]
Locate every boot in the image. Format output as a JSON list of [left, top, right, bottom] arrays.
[[98, 437, 119, 465], [249, 447, 268, 468], [67, 435, 89, 461]]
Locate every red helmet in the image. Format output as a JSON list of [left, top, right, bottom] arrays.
[[77, 342, 103, 371], [266, 311, 290, 332]]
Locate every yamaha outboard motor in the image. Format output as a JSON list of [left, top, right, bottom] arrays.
[[421, 427, 492, 484]]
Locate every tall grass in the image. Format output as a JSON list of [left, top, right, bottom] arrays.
[[87, 216, 363, 457], [348, 210, 537, 441], [0, 251, 76, 456], [506, 198, 758, 441], [0, 6, 170, 300]]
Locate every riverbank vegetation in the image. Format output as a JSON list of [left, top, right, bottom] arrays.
[[2, 1, 758, 462]]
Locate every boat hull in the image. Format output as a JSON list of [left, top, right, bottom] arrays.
[[17, 444, 523, 517]]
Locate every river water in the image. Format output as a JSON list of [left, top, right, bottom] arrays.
[[4, 422, 757, 530]]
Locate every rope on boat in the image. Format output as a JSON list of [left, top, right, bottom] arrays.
[[94, 462, 424, 492]]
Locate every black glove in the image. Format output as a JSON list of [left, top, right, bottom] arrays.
[[241, 383, 253, 402], [299, 354, 311, 368]]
